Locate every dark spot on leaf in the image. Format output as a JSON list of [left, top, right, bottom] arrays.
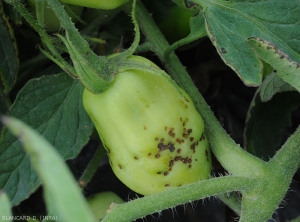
[[221, 47, 227, 53]]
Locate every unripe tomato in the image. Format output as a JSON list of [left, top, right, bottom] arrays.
[[28, 0, 83, 32], [86, 192, 123, 220], [159, 5, 194, 43], [60, 0, 129, 10], [83, 55, 212, 195]]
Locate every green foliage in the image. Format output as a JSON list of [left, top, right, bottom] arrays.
[[2, 117, 96, 222], [194, 0, 300, 86], [0, 73, 94, 205]]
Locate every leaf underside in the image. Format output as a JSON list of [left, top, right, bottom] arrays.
[[0, 73, 94, 205]]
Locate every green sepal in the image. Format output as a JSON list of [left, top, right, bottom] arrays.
[[57, 33, 113, 94]]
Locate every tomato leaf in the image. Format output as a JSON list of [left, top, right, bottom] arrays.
[[194, 0, 300, 86], [0, 73, 94, 206], [244, 91, 300, 160], [3, 117, 96, 222], [248, 38, 300, 92], [259, 72, 296, 102], [166, 12, 206, 54], [0, 1, 18, 95]]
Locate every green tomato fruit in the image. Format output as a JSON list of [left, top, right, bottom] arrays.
[[159, 5, 194, 44], [60, 0, 129, 10], [83, 55, 212, 195], [86, 192, 123, 220], [28, 0, 83, 32]]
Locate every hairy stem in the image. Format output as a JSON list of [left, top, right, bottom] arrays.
[[78, 145, 106, 189], [103, 176, 253, 222]]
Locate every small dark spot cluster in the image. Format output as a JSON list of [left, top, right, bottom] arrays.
[[176, 138, 185, 144], [205, 149, 210, 162], [157, 142, 175, 152], [179, 99, 189, 109], [200, 133, 205, 141], [182, 127, 193, 139], [168, 127, 175, 137], [151, 117, 207, 181]]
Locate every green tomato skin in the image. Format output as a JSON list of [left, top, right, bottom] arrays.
[[28, 0, 83, 32], [83, 56, 212, 195], [86, 192, 123, 220], [159, 5, 194, 44], [60, 0, 129, 10]]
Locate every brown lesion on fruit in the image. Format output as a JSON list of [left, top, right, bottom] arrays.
[[200, 133, 206, 141], [157, 142, 175, 152], [190, 141, 198, 153], [165, 184, 170, 187], [118, 164, 122, 169], [144, 125, 147, 130], [205, 149, 210, 162], [153, 118, 200, 177], [148, 153, 152, 156], [168, 127, 175, 137], [182, 127, 193, 139], [179, 99, 189, 109], [173, 156, 193, 166], [176, 138, 184, 144], [134, 156, 139, 160]]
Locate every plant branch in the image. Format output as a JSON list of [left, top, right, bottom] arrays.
[[103, 176, 253, 222], [78, 145, 106, 189]]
